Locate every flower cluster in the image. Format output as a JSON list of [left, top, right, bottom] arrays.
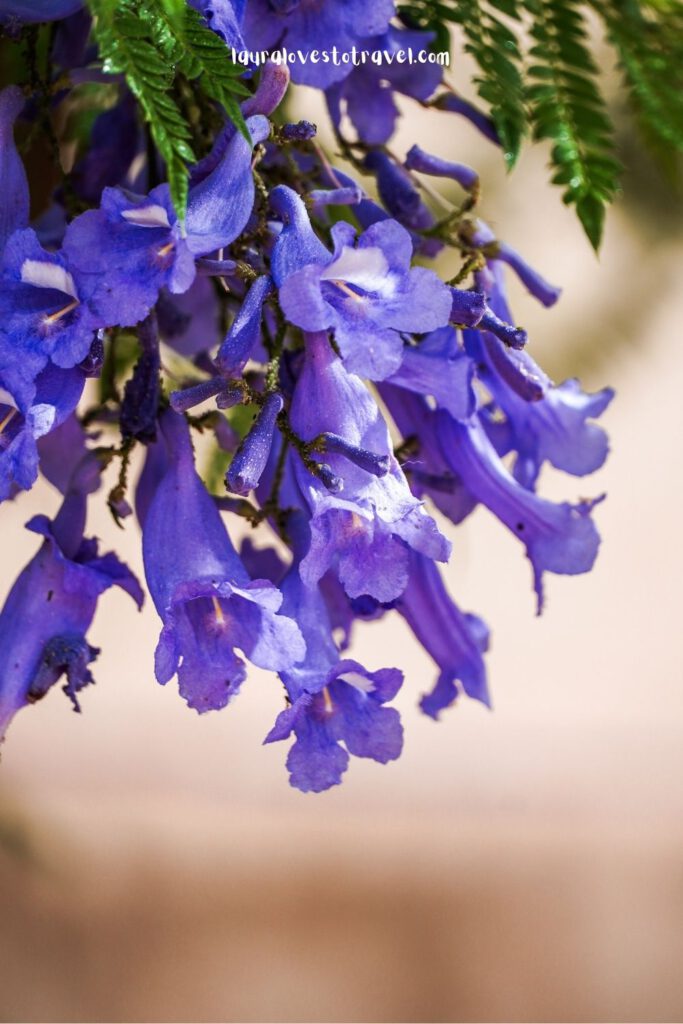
[[0, 0, 612, 792]]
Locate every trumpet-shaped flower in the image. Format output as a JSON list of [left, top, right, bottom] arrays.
[[265, 518, 403, 793], [290, 331, 450, 603], [274, 188, 452, 379], [63, 115, 270, 327], [0, 467, 142, 742], [397, 551, 489, 718], [142, 410, 305, 712], [0, 229, 104, 370]]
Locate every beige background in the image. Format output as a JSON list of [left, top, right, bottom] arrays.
[[1, 73, 682, 1023]]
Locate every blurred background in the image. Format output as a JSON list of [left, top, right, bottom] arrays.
[[1, 44, 683, 1024]]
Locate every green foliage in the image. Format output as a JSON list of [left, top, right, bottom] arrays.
[[525, 0, 620, 249], [592, 0, 683, 155], [405, 0, 527, 166], [174, 6, 250, 128], [86, 0, 249, 222], [399, 0, 683, 248]]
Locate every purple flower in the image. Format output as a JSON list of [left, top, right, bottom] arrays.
[[380, 384, 478, 526], [463, 257, 551, 403], [0, 229, 103, 370], [63, 115, 270, 328], [269, 184, 330, 283], [61, 185, 196, 329], [226, 391, 283, 495], [435, 91, 500, 146], [466, 328, 614, 489], [397, 551, 489, 718], [0, 350, 85, 503], [265, 549, 403, 792], [241, 0, 395, 88], [0, 86, 28, 251], [281, 119, 317, 141], [0, 468, 143, 742], [190, 0, 246, 49], [322, 166, 443, 260], [404, 143, 479, 194], [142, 410, 305, 712], [473, 219, 561, 309], [494, 242, 562, 309], [363, 151, 434, 233], [385, 326, 475, 420], [216, 274, 273, 375], [0, 0, 82, 25], [465, 323, 549, 403], [273, 188, 452, 379], [289, 331, 450, 603], [437, 413, 604, 612], [242, 58, 290, 117], [326, 26, 442, 144], [267, 659, 404, 792]]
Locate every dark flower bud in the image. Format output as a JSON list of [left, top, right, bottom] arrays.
[[281, 120, 317, 141]]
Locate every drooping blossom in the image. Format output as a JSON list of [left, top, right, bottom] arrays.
[[289, 330, 450, 603], [272, 186, 452, 379], [0, 456, 143, 742], [141, 410, 305, 712]]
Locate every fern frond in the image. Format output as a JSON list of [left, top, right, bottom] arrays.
[[524, 0, 621, 248], [450, 0, 528, 167], [176, 5, 250, 140], [593, 0, 683, 155]]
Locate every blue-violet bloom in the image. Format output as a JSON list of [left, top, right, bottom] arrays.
[[142, 409, 306, 712]]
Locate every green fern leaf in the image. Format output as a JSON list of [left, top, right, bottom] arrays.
[[524, 0, 621, 248], [398, 0, 526, 166], [177, 5, 251, 142], [449, 0, 527, 166], [593, 0, 683, 156]]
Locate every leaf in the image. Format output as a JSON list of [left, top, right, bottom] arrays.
[[524, 0, 621, 249], [459, 0, 527, 165], [592, 0, 683, 156], [399, 0, 527, 165]]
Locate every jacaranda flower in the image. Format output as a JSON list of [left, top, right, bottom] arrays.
[[326, 26, 442, 144], [289, 330, 450, 602], [380, 384, 478, 526], [63, 115, 270, 327], [273, 187, 452, 379], [142, 409, 305, 712], [466, 327, 614, 489], [264, 510, 403, 792], [0, 356, 85, 503], [0, 460, 143, 742], [397, 550, 489, 718], [241, 0, 395, 87], [0, 229, 104, 370], [437, 412, 603, 612]]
